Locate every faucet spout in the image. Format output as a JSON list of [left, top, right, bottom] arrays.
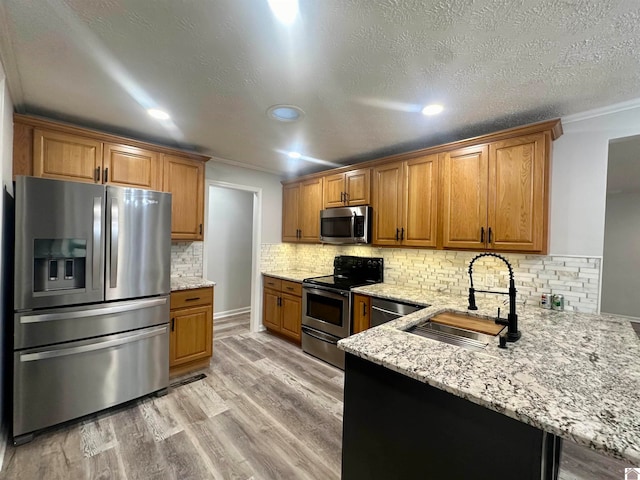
[[467, 253, 521, 343]]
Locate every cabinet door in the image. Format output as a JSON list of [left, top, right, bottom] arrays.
[[103, 143, 161, 190], [372, 161, 403, 245], [163, 154, 204, 240], [488, 134, 547, 252], [262, 288, 281, 331], [281, 292, 301, 341], [403, 155, 438, 247], [345, 168, 371, 206], [441, 145, 489, 250], [323, 173, 346, 208], [282, 183, 300, 242], [33, 129, 102, 183], [169, 305, 213, 367], [352, 294, 371, 334], [299, 178, 323, 242]]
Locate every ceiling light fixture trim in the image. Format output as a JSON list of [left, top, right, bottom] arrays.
[[287, 151, 301, 159], [147, 108, 170, 120], [422, 104, 444, 116], [268, 0, 299, 25], [267, 104, 305, 122]]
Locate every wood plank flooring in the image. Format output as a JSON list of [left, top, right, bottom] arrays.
[[0, 313, 633, 479]]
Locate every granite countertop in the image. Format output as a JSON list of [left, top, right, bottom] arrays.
[[341, 283, 640, 463], [262, 270, 325, 283], [170, 276, 216, 291]]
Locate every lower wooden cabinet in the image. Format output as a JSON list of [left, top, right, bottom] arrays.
[[169, 286, 214, 377], [353, 294, 371, 334], [262, 276, 302, 342]]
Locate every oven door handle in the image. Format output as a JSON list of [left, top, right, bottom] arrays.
[[303, 284, 350, 297], [302, 326, 339, 345]]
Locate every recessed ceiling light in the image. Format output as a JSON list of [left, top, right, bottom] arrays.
[[268, 0, 299, 25], [288, 151, 301, 159], [421, 104, 444, 116], [147, 108, 170, 120], [267, 104, 305, 122]]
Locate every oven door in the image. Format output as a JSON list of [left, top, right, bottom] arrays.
[[302, 284, 350, 338]]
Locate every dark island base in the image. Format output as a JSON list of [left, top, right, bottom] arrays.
[[342, 353, 562, 480]]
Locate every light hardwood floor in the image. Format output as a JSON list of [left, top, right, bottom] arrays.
[[0, 313, 632, 479]]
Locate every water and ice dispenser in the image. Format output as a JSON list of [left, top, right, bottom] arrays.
[[33, 239, 87, 292]]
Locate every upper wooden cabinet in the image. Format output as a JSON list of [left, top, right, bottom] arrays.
[[282, 177, 323, 243], [13, 114, 209, 241], [441, 145, 489, 250], [33, 129, 102, 183], [323, 168, 370, 208], [373, 154, 438, 248], [282, 118, 560, 253], [441, 134, 549, 252], [163, 154, 205, 241], [103, 143, 161, 190], [33, 130, 161, 190]]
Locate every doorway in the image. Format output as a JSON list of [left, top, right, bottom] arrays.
[[204, 180, 263, 332], [600, 134, 640, 319]]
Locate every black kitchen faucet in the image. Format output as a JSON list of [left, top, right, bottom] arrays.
[[467, 253, 521, 343]]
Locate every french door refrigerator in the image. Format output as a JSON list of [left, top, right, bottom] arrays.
[[13, 176, 171, 444]]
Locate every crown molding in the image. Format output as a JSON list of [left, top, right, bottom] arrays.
[[562, 97, 640, 124]]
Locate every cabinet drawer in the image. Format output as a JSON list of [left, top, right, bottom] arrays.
[[170, 287, 213, 309], [263, 276, 282, 291], [281, 280, 302, 296]]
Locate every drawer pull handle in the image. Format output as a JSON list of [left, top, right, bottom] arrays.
[[185, 297, 200, 302], [286, 287, 294, 291]]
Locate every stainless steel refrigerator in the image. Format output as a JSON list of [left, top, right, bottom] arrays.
[[12, 176, 172, 444]]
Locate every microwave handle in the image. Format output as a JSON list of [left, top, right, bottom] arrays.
[[351, 211, 356, 238]]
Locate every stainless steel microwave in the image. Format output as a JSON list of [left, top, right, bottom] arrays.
[[320, 206, 372, 244]]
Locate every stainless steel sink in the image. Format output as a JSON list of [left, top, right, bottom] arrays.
[[407, 321, 495, 351]]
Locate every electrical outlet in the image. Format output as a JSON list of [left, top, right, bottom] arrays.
[[486, 273, 495, 287]]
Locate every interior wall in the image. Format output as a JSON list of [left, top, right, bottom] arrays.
[[600, 193, 640, 318], [207, 186, 253, 315], [550, 104, 640, 256], [0, 60, 14, 447], [205, 161, 282, 244]]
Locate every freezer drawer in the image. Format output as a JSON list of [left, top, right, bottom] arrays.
[[14, 296, 169, 350], [13, 324, 169, 439]]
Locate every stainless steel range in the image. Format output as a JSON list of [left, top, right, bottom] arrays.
[[302, 256, 383, 369]]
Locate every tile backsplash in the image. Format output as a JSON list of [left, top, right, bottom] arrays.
[[260, 244, 601, 313], [171, 241, 203, 277]]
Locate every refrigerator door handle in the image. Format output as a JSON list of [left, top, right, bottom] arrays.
[[93, 196, 102, 290], [110, 198, 119, 288], [19, 325, 168, 362], [20, 297, 168, 324]]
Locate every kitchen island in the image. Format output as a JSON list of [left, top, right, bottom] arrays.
[[339, 284, 640, 479]]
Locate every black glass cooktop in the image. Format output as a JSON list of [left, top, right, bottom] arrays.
[[303, 275, 379, 290], [303, 255, 384, 291]]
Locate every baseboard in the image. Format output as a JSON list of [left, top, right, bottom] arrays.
[[215, 307, 251, 319]]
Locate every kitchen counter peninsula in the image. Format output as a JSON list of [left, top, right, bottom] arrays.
[[339, 283, 640, 478]]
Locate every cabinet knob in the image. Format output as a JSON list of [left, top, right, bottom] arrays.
[[171, 318, 175, 331], [103, 167, 109, 183], [95, 166, 101, 182], [481, 227, 485, 243], [488, 227, 493, 244]]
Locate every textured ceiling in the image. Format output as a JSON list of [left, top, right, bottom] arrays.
[[1, 0, 639, 176]]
